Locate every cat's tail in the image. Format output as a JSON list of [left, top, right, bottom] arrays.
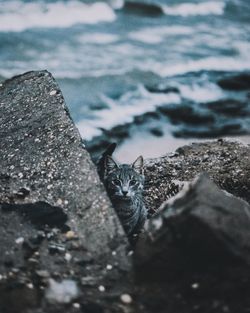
[[96, 142, 117, 181]]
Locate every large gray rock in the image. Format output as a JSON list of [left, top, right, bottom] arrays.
[[0, 71, 131, 313], [144, 140, 250, 214], [135, 174, 250, 279]]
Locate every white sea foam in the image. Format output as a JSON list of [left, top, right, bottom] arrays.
[[109, 0, 125, 10], [177, 82, 224, 102], [139, 41, 250, 77], [0, 1, 116, 32], [77, 33, 119, 45], [76, 85, 181, 140], [129, 26, 193, 44], [162, 1, 225, 17]]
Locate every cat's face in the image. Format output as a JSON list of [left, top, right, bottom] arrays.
[[104, 156, 144, 199]]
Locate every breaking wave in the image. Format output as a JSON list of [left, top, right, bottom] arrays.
[[162, 1, 225, 17], [0, 1, 116, 32]]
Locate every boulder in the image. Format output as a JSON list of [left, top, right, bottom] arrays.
[[144, 140, 250, 213], [123, 1, 164, 17], [135, 174, 250, 279], [0, 71, 131, 313], [217, 73, 250, 91]]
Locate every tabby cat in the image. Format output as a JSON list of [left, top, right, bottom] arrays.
[[104, 155, 147, 241]]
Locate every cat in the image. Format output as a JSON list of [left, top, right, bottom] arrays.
[[103, 155, 148, 242]]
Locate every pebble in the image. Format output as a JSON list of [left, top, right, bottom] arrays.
[[36, 270, 50, 278], [27, 283, 34, 289], [65, 231, 76, 240], [73, 303, 80, 309], [49, 90, 57, 96], [98, 285, 105, 292], [45, 279, 79, 304], [106, 264, 113, 270], [65, 253, 72, 262], [15, 237, 24, 244], [57, 198, 63, 205], [120, 294, 133, 304], [191, 283, 199, 289]]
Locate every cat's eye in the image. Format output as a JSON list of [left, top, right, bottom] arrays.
[[113, 179, 120, 185], [130, 180, 136, 186]]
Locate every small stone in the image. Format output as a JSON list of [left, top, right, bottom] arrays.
[[106, 264, 113, 270], [65, 253, 72, 262], [73, 303, 80, 309], [98, 285, 105, 292], [120, 294, 132, 304], [36, 270, 50, 278], [49, 90, 57, 96], [191, 283, 199, 289], [48, 243, 65, 254], [45, 279, 79, 304], [27, 283, 34, 289], [15, 237, 24, 244], [18, 172, 24, 178], [65, 231, 76, 240], [57, 198, 63, 205]]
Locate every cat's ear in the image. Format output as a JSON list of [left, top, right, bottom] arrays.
[[105, 156, 118, 173], [132, 156, 144, 174]]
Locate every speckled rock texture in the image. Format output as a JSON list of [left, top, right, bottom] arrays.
[[144, 140, 250, 214], [136, 174, 250, 275], [0, 71, 131, 313]]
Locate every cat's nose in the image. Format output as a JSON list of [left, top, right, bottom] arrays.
[[122, 190, 128, 196]]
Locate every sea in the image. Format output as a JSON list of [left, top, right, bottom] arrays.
[[0, 0, 249, 162]]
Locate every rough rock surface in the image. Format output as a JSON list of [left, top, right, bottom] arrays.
[[132, 174, 250, 313], [136, 174, 250, 273], [1, 70, 250, 313], [143, 139, 250, 214], [0, 71, 131, 313]]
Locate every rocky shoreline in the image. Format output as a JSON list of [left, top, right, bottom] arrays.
[[0, 71, 250, 313], [86, 71, 250, 160]]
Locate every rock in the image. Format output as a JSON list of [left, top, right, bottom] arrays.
[[145, 85, 179, 94], [204, 99, 248, 117], [123, 1, 164, 17], [158, 105, 215, 125], [45, 279, 79, 304], [173, 123, 246, 138], [135, 174, 250, 279], [217, 73, 250, 91], [0, 71, 131, 313], [143, 140, 250, 213], [0, 70, 128, 257], [149, 127, 164, 137]]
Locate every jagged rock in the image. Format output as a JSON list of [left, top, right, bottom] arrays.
[[204, 99, 248, 117], [217, 73, 250, 90], [123, 1, 164, 17], [144, 140, 250, 212], [158, 105, 215, 125], [145, 85, 179, 94], [135, 174, 250, 279], [0, 71, 131, 313]]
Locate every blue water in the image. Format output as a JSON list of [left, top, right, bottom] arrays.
[[0, 0, 249, 160]]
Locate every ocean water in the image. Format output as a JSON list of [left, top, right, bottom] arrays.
[[0, 0, 249, 162]]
